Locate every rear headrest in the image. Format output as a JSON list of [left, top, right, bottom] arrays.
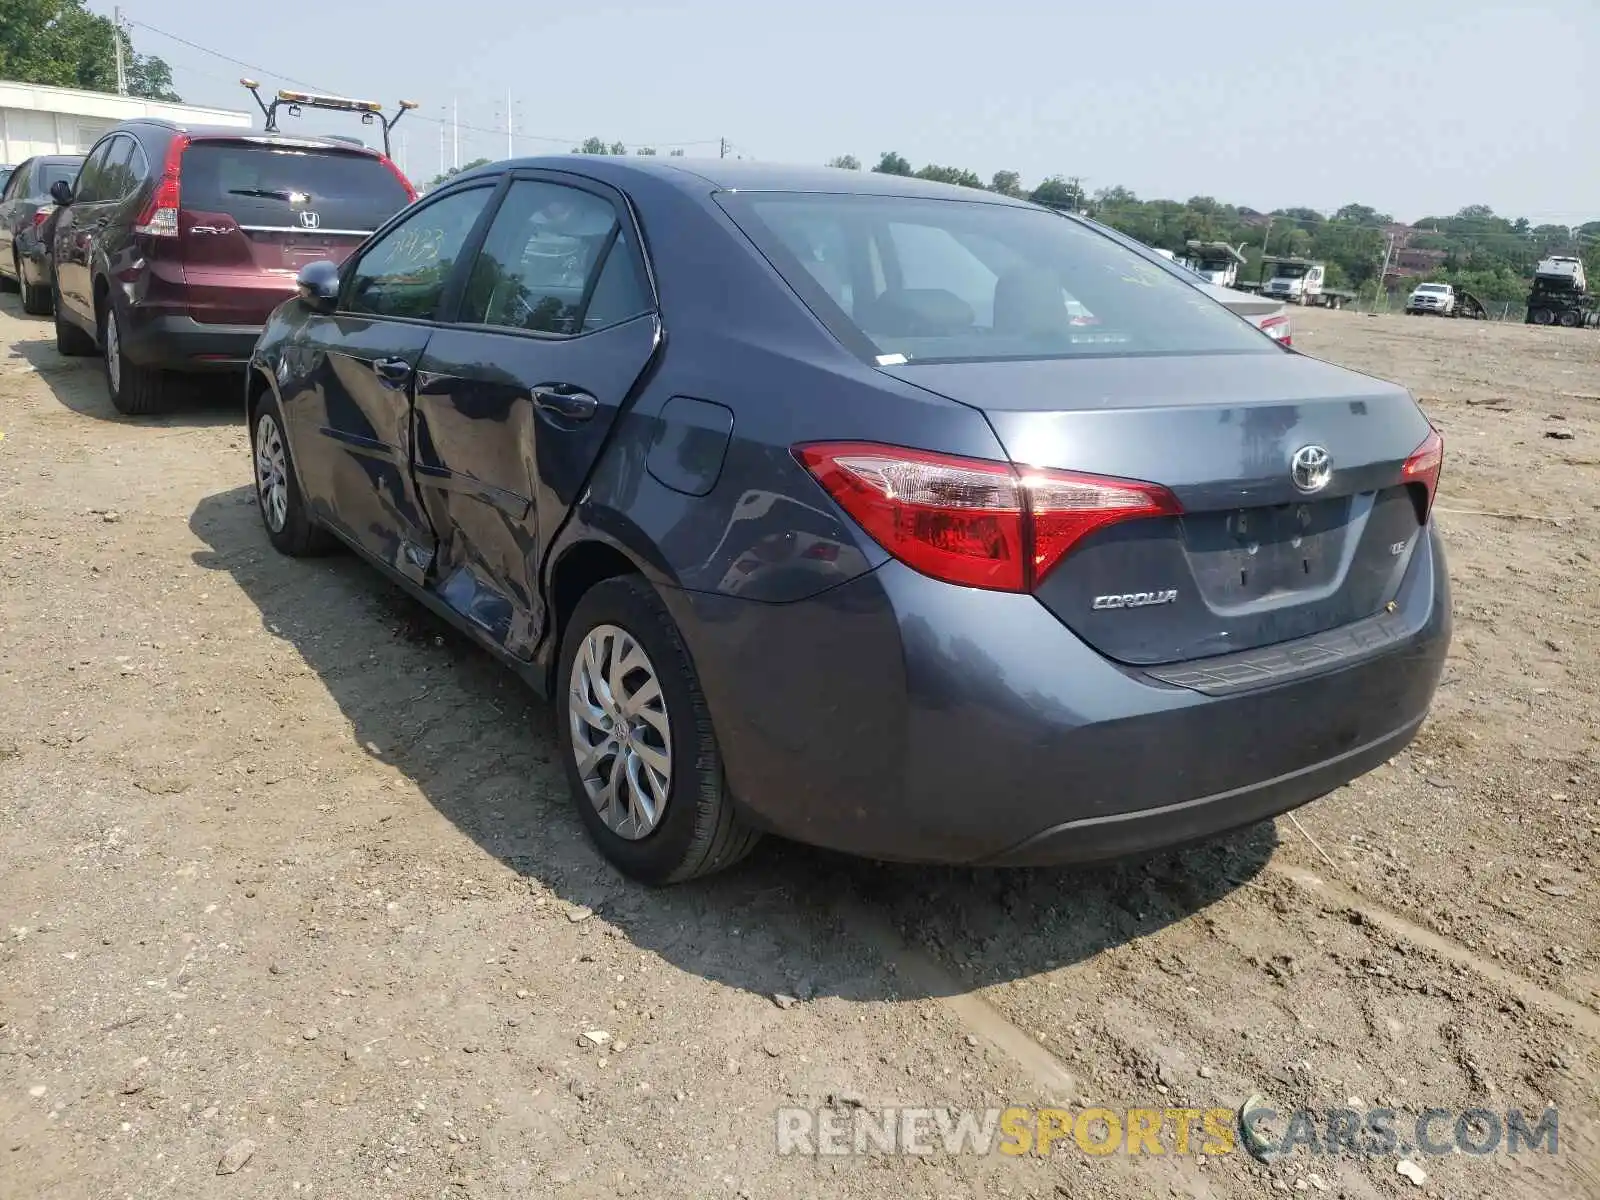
[[994, 268, 1068, 337], [855, 288, 975, 336]]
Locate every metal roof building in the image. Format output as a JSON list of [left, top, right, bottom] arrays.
[[0, 80, 252, 163]]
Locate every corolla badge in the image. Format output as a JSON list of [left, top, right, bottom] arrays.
[[1093, 590, 1178, 611], [1290, 444, 1332, 493]]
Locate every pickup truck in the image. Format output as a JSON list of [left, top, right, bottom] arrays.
[[1406, 283, 1455, 316]]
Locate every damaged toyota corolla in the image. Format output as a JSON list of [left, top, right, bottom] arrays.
[[246, 158, 1451, 883]]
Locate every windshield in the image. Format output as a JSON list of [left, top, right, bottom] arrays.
[[1269, 263, 1310, 279], [718, 193, 1269, 363], [1415, 284, 1448, 294]]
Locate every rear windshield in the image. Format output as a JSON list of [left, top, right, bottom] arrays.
[[34, 161, 78, 196], [717, 192, 1270, 363], [180, 143, 409, 233]]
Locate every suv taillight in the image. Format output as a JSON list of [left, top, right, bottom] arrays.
[[1402, 426, 1444, 521], [380, 155, 417, 203], [135, 134, 190, 237], [31, 207, 53, 229], [795, 442, 1181, 592]]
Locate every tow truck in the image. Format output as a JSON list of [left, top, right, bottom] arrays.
[[1524, 256, 1597, 328], [1182, 240, 1248, 288], [1258, 256, 1358, 309], [240, 80, 418, 159]]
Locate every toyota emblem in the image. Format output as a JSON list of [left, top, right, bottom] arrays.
[[298, 210, 320, 230], [1290, 444, 1332, 493]]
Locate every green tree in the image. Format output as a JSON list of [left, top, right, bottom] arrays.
[[572, 137, 609, 154], [826, 154, 861, 170], [990, 170, 1024, 198], [1029, 175, 1083, 209], [872, 151, 912, 176], [426, 157, 490, 188], [634, 146, 657, 155], [0, 0, 180, 100], [915, 164, 984, 189]]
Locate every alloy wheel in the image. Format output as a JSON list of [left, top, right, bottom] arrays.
[[255, 412, 289, 533], [104, 308, 121, 393], [568, 623, 672, 840]]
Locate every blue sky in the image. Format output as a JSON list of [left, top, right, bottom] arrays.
[[100, 0, 1600, 223]]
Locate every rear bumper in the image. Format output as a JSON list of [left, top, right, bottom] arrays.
[[118, 309, 262, 371], [669, 528, 1451, 865]]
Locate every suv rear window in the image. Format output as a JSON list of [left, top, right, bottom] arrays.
[[181, 142, 409, 233], [718, 192, 1272, 364]]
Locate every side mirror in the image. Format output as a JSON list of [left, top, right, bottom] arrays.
[[49, 179, 73, 206], [295, 260, 341, 312]]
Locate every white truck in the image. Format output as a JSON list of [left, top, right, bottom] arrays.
[[1258, 256, 1355, 308], [1525, 256, 1593, 327], [1405, 282, 1456, 316], [1183, 241, 1247, 288]]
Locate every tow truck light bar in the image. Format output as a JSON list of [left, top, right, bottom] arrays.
[[240, 80, 418, 158]]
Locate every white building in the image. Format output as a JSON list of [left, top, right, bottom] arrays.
[[0, 80, 252, 163]]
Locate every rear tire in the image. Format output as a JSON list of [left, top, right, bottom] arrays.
[[53, 287, 95, 355], [557, 575, 760, 884], [21, 273, 51, 316], [1558, 310, 1579, 328], [101, 301, 168, 415], [1531, 308, 1554, 326], [251, 389, 335, 557]]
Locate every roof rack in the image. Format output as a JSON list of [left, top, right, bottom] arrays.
[[239, 80, 417, 157]]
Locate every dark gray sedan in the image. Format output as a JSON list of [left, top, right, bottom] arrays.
[[0, 154, 83, 315], [246, 158, 1450, 883]]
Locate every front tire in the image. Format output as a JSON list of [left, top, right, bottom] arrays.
[[53, 287, 95, 355], [251, 390, 335, 557], [557, 576, 759, 884]]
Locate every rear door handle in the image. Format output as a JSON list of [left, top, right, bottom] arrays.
[[532, 385, 598, 423], [373, 357, 413, 387]]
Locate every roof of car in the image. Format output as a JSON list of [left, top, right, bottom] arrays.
[[116, 119, 383, 153], [460, 155, 1033, 205]]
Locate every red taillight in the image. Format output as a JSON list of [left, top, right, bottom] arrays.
[[794, 442, 1181, 592], [1402, 426, 1444, 520], [380, 156, 418, 203], [31, 207, 53, 228], [1259, 314, 1293, 347], [135, 134, 189, 237]]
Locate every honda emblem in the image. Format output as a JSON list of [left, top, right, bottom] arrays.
[[298, 210, 320, 230]]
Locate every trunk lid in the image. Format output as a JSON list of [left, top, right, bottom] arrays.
[[177, 138, 410, 325], [883, 351, 1434, 665]]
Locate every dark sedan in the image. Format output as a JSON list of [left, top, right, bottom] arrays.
[[247, 158, 1451, 883], [0, 154, 82, 314]]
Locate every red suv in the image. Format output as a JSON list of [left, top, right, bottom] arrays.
[[50, 120, 415, 414]]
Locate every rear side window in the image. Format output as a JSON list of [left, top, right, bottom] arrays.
[[180, 143, 410, 233], [459, 180, 650, 335], [719, 192, 1271, 363]]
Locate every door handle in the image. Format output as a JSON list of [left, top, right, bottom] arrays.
[[532, 385, 599, 423], [373, 357, 413, 387]]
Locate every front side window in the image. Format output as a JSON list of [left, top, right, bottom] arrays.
[[344, 186, 493, 320], [459, 180, 649, 335], [34, 160, 79, 197], [720, 192, 1271, 364]]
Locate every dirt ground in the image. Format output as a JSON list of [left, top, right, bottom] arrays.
[[1, 299, 1596, 1200]]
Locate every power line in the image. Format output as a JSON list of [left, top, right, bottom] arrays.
[[129, 18, 723, 154]]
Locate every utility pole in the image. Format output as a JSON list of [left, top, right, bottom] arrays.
[[113, 6, 127, 95], [439, 118, 446, 182], [1374, 233, 1396, 312], [452, 97, 459, 170], [1260, 216, 1274, 259], [720, 137, 728, 159]]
